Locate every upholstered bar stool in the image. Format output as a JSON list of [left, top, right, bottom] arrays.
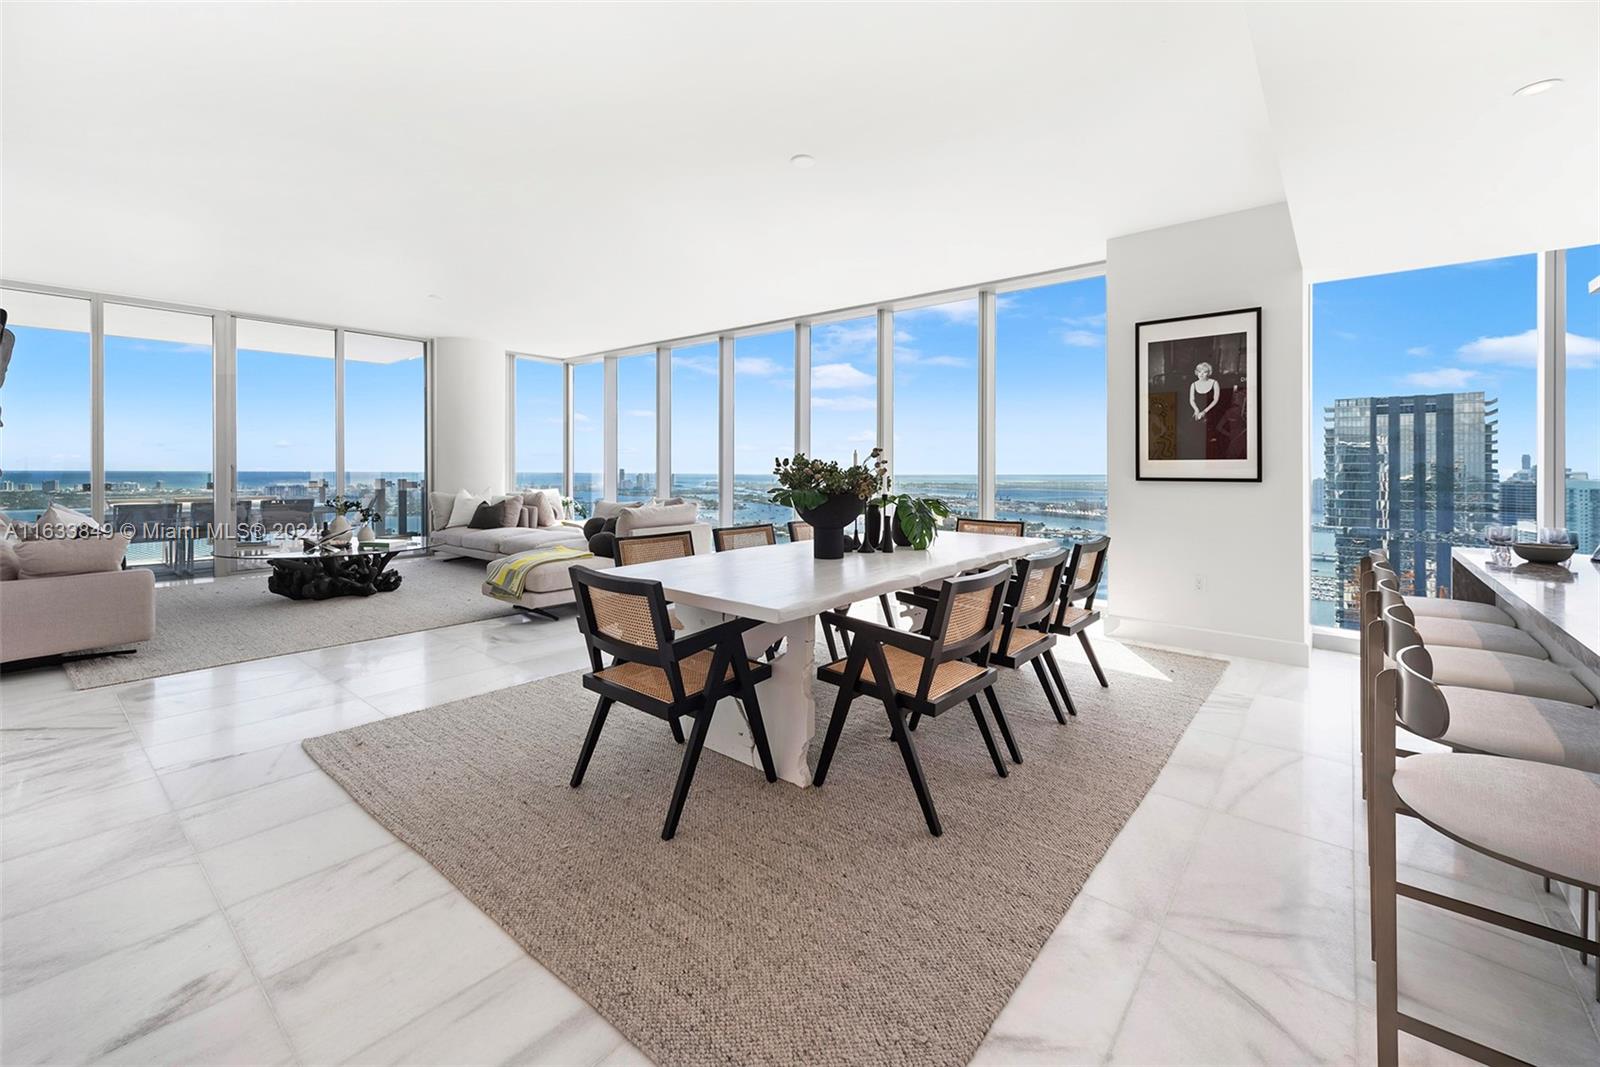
[[1368, 650, 1600, 1064], [1360, 551, 1515, 627]]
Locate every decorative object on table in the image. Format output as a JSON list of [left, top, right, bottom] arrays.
[[1485, 524, 1515, 566], [859, 503, 880, 554], [358, 523, 377, 543], [887, 494, 950, 550], [1512, 527, 1576, 565], [328, 495, 382, 545], [877, 500, 895, 553], [769, 448, 888, 559], [1136, 307, 1262, 482], [327, 514, 353, 544]]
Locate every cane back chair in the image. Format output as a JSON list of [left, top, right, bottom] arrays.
[[1046, 535, 1110, 705], [712, 523, 777, 552], [975, 546, 1073, 740], [569, 566, 777, 840], [615, 530, 696, 567], [813, 563, 1014, 836]]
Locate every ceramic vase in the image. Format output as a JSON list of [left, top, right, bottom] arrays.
[[860, 504, 881, 553], [328, 514, 353, 544], [796, 493, 865, 560]]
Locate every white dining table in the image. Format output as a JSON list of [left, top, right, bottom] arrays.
[[608, 530, 1052, 786]]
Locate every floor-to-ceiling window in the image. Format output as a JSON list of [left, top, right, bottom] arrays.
[[345, 333, 426, 535], [235, 319, 337, 534], [671, 341, 719, 517], [513, 356, 566, 495], [0, 289, 93, 519], [995, 277, 1109, 567], [616, 353, 656, 502], [572, 361, 603, 516], [733, 329, 794, 535], [1566, 245, 1600, 552], [1311, 254, 1537, 629], [103, 303, 214, 571], [810, 315, 878, 463], [893, 300, 978, 524]]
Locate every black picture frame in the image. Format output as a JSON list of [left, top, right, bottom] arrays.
[[1135, 306, 1262, 482]]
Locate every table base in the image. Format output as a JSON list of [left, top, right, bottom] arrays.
[[265, 552, 403, 600]]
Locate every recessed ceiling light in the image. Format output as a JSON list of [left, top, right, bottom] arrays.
[[789, 153, 816, 169], [1513, 78, 1563, 97]]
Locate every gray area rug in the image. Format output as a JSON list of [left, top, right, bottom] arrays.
[[304, 645, 1225, 1067], [65, 556, 509, 689]]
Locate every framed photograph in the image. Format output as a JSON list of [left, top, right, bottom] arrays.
[[1136, 307, 1262, 482]]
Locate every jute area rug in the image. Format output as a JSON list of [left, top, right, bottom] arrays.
[[65, 556, 507, 689], [304, 645, 1224, 1067]]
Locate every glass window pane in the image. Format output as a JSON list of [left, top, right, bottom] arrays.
[[893, 300, 978, 529], [1565, 244, 1600, 553], [996, 278, 1109, 596], [236, 319, 336, 534], [810, 316, 877, 463], [0, 289, 93, 519], [514, 357, 565, 494], [104, 304, 214, 573], [1312, 254, 1536, 629], [671, 341, 719, 516], [345, 333, 426, 535], [733, 330, 795, 536], [572, 362, 602, 515], [616, 354, 656, 502]]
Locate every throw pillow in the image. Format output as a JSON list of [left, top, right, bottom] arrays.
[[429, 491, 456, 531], [446, 489, 483, 529], [615, 500, 699, 537], [0, 541, 18, 581], [587, 530, 617, 559], [467, 501, 500, 530], [41, 502, 100, 539], [583, 516, 606, 540], [530, 490, 561, 527], [14, 532, 131, 578], [518, 505, 537, 528]]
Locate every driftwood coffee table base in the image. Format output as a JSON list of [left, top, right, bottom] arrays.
[[265, 551, 404, 600]]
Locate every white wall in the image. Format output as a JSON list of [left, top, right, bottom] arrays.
[[1104, 203, 1310, 665], [432, 337, 508, 496]]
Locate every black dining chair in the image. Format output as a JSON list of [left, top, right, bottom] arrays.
[[813, 562, 1014, 836], [1047, 536, 1110, 707], [569, 566, 777, 840], [974, 545, 1072, 741]]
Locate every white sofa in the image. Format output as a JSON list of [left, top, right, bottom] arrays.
[[433, 521, 588, 562]]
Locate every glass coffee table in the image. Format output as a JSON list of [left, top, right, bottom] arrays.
[[213, 537, 431, 600]]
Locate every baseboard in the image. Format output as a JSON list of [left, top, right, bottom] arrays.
[[1104, 615, 1310, 666]]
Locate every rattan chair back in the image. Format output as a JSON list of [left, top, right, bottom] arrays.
[[955, 517, 1025, 537], [713, 523, 777, 551], [616, 530, 696, 567]]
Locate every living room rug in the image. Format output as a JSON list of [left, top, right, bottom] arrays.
[[64, 556, 513, 689], [303, 645, 1225, 1067]]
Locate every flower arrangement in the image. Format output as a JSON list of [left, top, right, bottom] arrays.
[[328, 495, 381, 528], [769, 448, 889, 511]]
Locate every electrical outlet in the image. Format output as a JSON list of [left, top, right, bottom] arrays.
[[1194, 575, 1206, 593]]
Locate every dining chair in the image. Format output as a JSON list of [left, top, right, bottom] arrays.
[[786, 520, 812, 542], [712, 523, 776, 552], [1369, 648, 1600, 1064], [973, 546, 1072, 738], [888, 517, 1026, 630], [568, 566, 777, 840], [954, 517, 1025, 537], [813, 562, 1014, 836], [615, 530, 696, 567], [1047, 535, 1111, 695]]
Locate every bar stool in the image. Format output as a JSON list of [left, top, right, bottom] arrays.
[[1369, 649, 1600, 1064]]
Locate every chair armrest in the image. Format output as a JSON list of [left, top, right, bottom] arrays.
[[670, 615, 760, 659], [819, 611, 932, 656]]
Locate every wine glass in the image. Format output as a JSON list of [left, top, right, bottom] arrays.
[[1484, 524, 1514, 567]]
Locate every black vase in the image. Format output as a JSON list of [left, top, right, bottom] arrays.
[[860, 504, 881, 553], [796, 494, 866, 560], [891, 510, 914, 547]]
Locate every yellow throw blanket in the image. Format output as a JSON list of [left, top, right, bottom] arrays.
[[486, 545, 593, 601]]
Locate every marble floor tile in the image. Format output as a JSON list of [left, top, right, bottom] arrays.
[[227, 840, 453, 977], [0, 774, 174, 860], [1236, 692, 1354, 764], [1210, 739, 1355, 849], [0, 667, 74, 704], [1353, 1005, 1479, 1067], [344, 955, 635, 1066], [1148, 726, 1236, 807], [1187, 690, 1252, 738], [94, 986, 298, 1067], [114, 658, 328, 719], [361, 661, 550, 717], [177, 769, 353, 852], [198, 802, 396, 907], [0, 687, 127, 730], [0, 912, 256, 1066], [1080, 793, 1209, 920], [0, 727, 155, 814], [142, 696, 386, 771], [129, 682, 357, 747], [155, 740, 319, 809], [290, 632, 474, 684], [0, 811, 193, 919], [338, 647, 515, 700], [262, 892, 526, 1063], [0, 862, 219, 995], [1164, 810, 1356, 1001], [1108, 927, 1358, 1066], [973, 894, 1161, 1066]]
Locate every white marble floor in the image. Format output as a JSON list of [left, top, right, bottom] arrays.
[[2, 612, 1597, 1066]]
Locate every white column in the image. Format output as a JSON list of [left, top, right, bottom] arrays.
[[978, 289, 997, 518], [603, 355, 619, 502], [1536, 249, 1566, 531], [656, 344, 672, 498], [333, 328, 346, 498], [212, 313, 238, 574], [719, 335, 735, 526], [563, 362, 574, 498], [794, 323, 811, 456], [89, 296, 105, 522], [431, 337, 509, 496], [876, 308, 894, 472]]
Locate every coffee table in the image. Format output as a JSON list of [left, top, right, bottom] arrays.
[[213, 537, 431, 600]]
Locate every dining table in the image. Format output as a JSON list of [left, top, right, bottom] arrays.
[[1451, 547, 1600, 702], [609, 529, 1052, 786]]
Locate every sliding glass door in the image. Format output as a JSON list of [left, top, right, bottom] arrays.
[[0, 289, 93, 520], [235, 319, 336, 535], [345, 332, 426, 535]]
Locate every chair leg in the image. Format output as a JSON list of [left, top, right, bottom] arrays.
[[662, 704, 715, 840], [907, 710, 922, 732], [570, 696, 613, 788], [1371, 673, 1400, 1067], [1030, 658, 1067, 724], [669, 714, 685, 744], [814, 647, 867, 787], [866, 643, 941, 836], [984, 686, 1022, 764], [1044, 649, 1077, 718], [731, 654, 777, 783], [879, 594, 897, 627], [968, 696, 1008, 778], [1078, 630, 1109, 688]]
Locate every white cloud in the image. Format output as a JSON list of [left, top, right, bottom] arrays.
[[811, 362, 874, 390], [847, 431, 879, 444], [1404, 367, 1479, 389], [812, 394, 876, 411], [1405, 345, 1432, 357], [896, 349, 970, 368], [1062, 311, 1106, 329], [673, 354, 718, 376], [1060, 329, 1104, 348], [733, 356, 784, 377], [1456, 328, 1599, 369], [274, 439, 290, 448], [898, 300, 980, 326], [811, 322, 877, 360]]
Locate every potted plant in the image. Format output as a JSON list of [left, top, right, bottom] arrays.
[[770, 449, 888, 559], [885, 493, 950, 550], [329, 496, 382, 544]]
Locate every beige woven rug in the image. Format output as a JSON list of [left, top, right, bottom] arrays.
[[304, 645, 1224, 1067], [65, 556, 508, 689]]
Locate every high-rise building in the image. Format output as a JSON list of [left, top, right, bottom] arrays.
[[1322, 392, 1498, 629], [1567, 476, 1600, 553], [1499, 452, 1536, 526]]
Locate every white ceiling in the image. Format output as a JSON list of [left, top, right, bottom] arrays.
[[2, 2, 1594, 357]]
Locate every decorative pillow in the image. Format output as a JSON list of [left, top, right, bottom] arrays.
[[429, 491, 456, 531], [528, 490, 559, 527], [615, 500, 698, 537], [468, 498, 520, 529], [40, 502, 100, 539], [14, 532, 131, 578], [0, 541, 19, 581], [446, 489, 484, 529], [518, 505, 537, 528]]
